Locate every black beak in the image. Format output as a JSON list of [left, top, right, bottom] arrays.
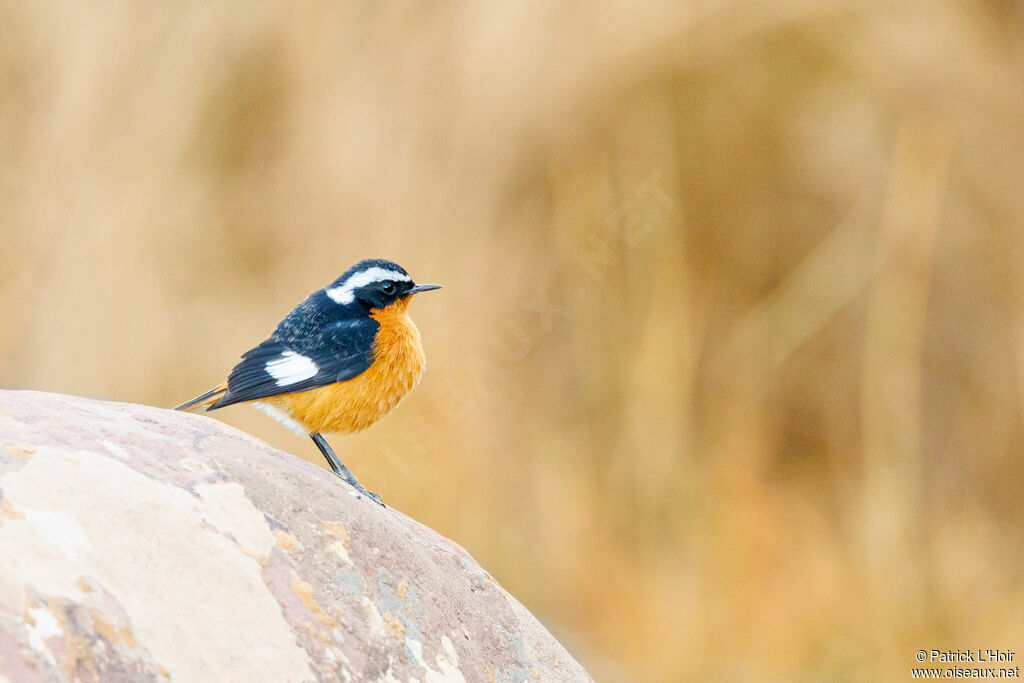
[[407, 283, 442, 294]]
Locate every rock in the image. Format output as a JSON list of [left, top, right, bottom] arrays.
[[0, 391, 590, 682]]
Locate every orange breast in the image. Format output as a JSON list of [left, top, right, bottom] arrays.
[[266, 299, 426, 435]]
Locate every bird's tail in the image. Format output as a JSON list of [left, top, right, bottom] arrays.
[[174, 383, 228, 412]]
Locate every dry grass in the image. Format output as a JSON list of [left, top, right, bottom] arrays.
[[2, 1, 1023, 680]]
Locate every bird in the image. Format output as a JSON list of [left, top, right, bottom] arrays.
[[175, 258, 440, 505]]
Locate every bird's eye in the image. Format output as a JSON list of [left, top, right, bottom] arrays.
[[380, 281, 395, 294]]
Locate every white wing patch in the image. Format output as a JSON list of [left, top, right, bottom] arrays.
[[265, 351, 318, 386], [325, 267, 411, 305]]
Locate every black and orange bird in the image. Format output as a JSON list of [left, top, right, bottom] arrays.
[[175, 259, 440, 505]]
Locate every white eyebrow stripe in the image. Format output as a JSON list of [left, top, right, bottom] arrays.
[[325, 267, 411, 305], [265, 351, 318, 386]]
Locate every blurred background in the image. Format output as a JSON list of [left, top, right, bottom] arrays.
[[2, 1, 1023, 680]]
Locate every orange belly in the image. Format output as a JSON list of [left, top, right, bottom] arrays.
[[265, 300, 426, 434]]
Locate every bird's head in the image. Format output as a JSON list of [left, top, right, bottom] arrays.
[[325, 259, 441, 311]]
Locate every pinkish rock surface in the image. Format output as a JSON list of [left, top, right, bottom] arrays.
[[0, 391, 590, 682]]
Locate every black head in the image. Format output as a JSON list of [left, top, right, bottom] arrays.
[[325, 259, 441, 310]]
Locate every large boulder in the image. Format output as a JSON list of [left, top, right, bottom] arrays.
[[0, 391, 589, 682]]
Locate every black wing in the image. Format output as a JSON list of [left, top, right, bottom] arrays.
[[211, 317, 378, 409]]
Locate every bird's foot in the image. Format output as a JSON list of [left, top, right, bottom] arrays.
[[338, 473, 385, 506], [310, 432, 385, 507]]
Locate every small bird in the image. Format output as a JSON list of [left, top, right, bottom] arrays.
[[175, 259, 440, 505]]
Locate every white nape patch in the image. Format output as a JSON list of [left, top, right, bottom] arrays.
[[325, 267, 411, 305], [265, 351, 318, 386], [253, 402, 308, 436]]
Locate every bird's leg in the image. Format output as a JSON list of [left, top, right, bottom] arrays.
[[310, 432, 384, 506]]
